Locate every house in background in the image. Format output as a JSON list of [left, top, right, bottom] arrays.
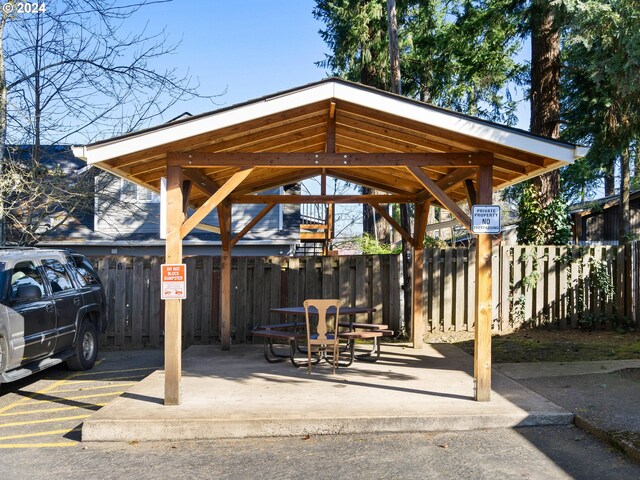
[[570, 190, 640, 244], [26, 146, 304, 256]]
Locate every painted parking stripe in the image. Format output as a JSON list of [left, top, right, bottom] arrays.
[[0, 374, 80, 414], [0, 442, 76, 448], [0, 414, 90, 428], [0, 403, 107, 417], [0, 428, 81, 441], [72, 366, 158, 377], [20, 391, 125, 407], [52, 382, 135, 393]]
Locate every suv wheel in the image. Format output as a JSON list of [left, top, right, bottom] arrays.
[[67, 321, 98, 371]]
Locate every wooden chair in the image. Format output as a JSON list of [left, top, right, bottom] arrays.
[[303, 299, 341, 374]]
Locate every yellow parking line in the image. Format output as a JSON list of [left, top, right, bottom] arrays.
[[0, 428, 81, 441], [0, 373, 80, 414], [52, 382, 135, 393], [1, 403, 107, 417], [0, 414, 90, 428], [21, 391, 125, 406], [0, 442, 77, 448], [73, 366, 158, 377]]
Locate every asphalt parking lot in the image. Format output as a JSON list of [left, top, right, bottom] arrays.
[[0, 349, 163, 449], [1, 348, 640, 480]]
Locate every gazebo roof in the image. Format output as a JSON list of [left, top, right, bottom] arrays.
[[73, 78, 586, 211]]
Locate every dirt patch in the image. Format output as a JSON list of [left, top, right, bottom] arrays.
[[426, 329, 640, 363]]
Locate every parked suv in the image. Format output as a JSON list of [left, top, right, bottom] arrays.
[[0, 247, 107, 384]]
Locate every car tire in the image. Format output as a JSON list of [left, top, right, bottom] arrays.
[[67, 321, 98, 371]]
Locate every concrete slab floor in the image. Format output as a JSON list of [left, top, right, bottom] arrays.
[[81, 343, 573, 441]]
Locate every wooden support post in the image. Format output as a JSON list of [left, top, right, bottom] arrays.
[[220, 250, 232, 350], [474, 164, 493, 401], [219, 200, 232, 351], [164, 166, 183, 405], [412, 247, 424, 348]]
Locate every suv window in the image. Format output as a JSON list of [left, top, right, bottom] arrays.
[[68, 255, 100, 287], [11, 261, 46, 299], [41, 258, 74, 293]]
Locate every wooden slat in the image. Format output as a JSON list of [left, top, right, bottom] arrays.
[[455, 249, 466, 332], [132, 257, 144, 345], [443, 248, 453, 332], [114, 257, 127, 346]]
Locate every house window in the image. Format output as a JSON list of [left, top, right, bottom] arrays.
[[120, 179, 159, 203]]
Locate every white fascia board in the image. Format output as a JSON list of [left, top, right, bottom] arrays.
[[331, 83, 585, 164], [78, 83, 337, 164]]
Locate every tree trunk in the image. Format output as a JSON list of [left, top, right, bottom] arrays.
[[387, 0, 401, 95], [530, 0, 561, 205], [619, 147, 630, 243]]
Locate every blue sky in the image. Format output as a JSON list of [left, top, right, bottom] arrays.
[[134, 0, 330, 120], [131, 0, 530, 129]]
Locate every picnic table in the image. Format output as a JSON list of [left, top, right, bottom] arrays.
[[252, 306, 393, 367]]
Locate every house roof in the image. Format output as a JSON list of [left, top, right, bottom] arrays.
[[72, 77, 588, 212]]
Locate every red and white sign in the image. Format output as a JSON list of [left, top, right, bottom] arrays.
[[161, 263, 186, 299]]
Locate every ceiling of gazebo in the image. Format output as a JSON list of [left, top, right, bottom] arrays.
[[73, 78, 587, 210]]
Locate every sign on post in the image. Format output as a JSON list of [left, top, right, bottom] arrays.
[[161, 263, 187, 299], [472, 205, 501, 234]]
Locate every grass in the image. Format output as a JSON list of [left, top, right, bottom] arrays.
[[430, 329, 640, 363]]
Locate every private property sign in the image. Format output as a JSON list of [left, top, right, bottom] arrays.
[[161, 263, 187, 299], [472, 205, 501, 234]]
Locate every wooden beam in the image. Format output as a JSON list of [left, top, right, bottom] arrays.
[[407, 166, 472, 231], [416, 168, 477, 202], [230, 203, 276, 247], [414, 201, 430, 248], [182, 168, 219, 197], [167, 152, 493, 168], [164, 166, 183, 405], [193, 222, 221, 234], [180, 167, 253, 239], [464, 179, 477, 209], [412, 247, 424, 349], [218, 200, 232, 351], [231, 194, 417, 204], [370, 203, 414, 246], [182, 180, 192, 216], [326, 101, 336, 154], [474, 164, 493, 402]]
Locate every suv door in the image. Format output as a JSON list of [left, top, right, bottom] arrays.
[[40, 258, 81, 351], [7, 260, 57, 365]]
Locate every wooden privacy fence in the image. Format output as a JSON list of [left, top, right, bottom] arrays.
[[93, 242, 639, 348], [416, 243, 638, 332], [93, 255, 401, 348]]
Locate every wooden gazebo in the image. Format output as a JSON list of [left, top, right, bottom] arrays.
[[73, 78, 587, 405]]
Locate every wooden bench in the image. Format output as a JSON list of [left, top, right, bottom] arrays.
[[252, 327, 305, 365], [338, 323, 394, 363]]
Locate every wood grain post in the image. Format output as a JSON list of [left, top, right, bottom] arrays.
[[164, 166, 183, 405], [219, 200, 232, 351], [220, 250, 231, 350], [412, 247, 424, 348], [474, 164, 493, 402]]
